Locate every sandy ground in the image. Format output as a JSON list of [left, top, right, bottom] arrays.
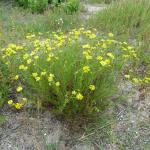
[[0, 81, 149, 150], [0, 110, 95, 150], [81, 4, 107, 19], [113, 82, 150, 150]]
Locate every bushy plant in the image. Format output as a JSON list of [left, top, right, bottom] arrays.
[[16, 0, 48, 13], [17, 0, 28, 7], [63, 0, 80, 14], [28, 0, 48, 13], [1, 28, 147, 116], [16, 0, 80, 13]]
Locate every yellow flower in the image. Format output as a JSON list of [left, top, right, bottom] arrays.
[[83, 51, 89, 55], [89, 34, 96, 39], [97, 56, 103, 61], [22, 98, 27, 103], [123, 42, 127, 45], [55, 57, 59, 60], [123, 55, 130, 59], [108, 32, 114, 37], [130, 50, 137, 58], [35, 76, 41, 81], [14, 75, 19, 80], [32, 72, 38, 77], [19, 65, 24, 70], [132, 78, 139, 84], [8, 99, 13, 105], [16, 46, 23, 50], [85, 54, 93, 60], [55, 82, 60, 87], [30, 51, 36, 56], [124, 75, 130, 79], [9, 44, 16, 49], [83, 66, 90, 73], [15, 103, 23, 109], [47, 57, 51, 62], [19, 65, 28, 70], [24, 66, 28, 70], [107, 53, 115, 59], [100, 61, 106, 66], [16, 86, 23, 92], [105, 59, 110, 65], [107, 39, 113, 45], [89, 85, 96, 91], [27, 59, 32, 64], [102, 43, 107, 49], [47, 47, 52, 51], [127, 46, 133, 50], [100, 59, 110, 66], [48, 74, 55, 82], [35, 47, 40, 51], [76, 93, 84, 100], [144, 77, 150, 83], [26, 34, 35, 40], [23, 53, 29, 60], [41, 71, 46, 76], [82, 44, 91, 49], [34, 55, 39, 60], [72, 91, 77, 95]]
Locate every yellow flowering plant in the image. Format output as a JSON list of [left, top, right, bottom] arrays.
[[1, 28, 148, 115], [7, 98, 28, 110]]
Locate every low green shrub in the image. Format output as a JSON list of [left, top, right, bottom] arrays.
[[17, 0, 28, 7], [16, 0, 80, 13], [62, 0, 80, 14], [28, 0, 48, 13], [1, 29, 143, 116], [16, 0, 48, 13]]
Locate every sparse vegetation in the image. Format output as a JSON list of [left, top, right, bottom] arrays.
[[88, 0, 150, 41]]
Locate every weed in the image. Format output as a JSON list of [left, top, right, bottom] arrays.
[[1, 29, 142, 116]]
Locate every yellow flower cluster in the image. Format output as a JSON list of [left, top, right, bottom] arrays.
[[124, 74, 150, 84], [1, 28, 148, 114], [19, 65, 28, 70], [76, 93, 84, 101], [83, 66, 90, 73], [16, 86, 23, 92], [89, 85, 96, 91], [48, 74, 55, 82], [7, 97, 27, 110], [32, 72, 41, 81]]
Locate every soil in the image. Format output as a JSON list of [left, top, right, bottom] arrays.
[[0, 109, 95, 150], [113, 82, 150, 150], [0, 81, 149, 150]]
